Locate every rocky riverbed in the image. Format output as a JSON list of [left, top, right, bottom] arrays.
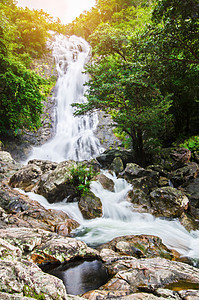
[[0, 147, 199, 299]]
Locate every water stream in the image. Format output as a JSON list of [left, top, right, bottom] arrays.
[[24, 171, 199, 260], [23, 35, 199, 261]]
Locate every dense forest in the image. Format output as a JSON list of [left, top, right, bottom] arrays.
[[0, 0, 198, 164]]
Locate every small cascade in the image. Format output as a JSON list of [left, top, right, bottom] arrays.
[[26, 35, 103, 163], [22, 172, 199, 260]]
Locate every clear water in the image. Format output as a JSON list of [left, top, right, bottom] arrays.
[[46, 259, 108, 295]]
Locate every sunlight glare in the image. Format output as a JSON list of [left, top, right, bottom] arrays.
[[17, 0, 96, 24]]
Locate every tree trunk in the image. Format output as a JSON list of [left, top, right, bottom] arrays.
[[131, 128, 145, 166]]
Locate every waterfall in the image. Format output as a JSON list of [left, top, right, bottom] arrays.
[[26, 35, 103, 163]]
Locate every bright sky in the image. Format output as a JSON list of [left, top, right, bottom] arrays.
[[17, 0, 96, 24]]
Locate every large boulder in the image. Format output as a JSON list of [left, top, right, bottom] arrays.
[[9, 164, 42, 192], [0, 227, 99, 264], [126, 189, 152, 213], [36, 161, 78, 203], [181, 178, 199, 219], [128, 176, 158, 194], [121, 163, 159, 180], [0, 182, 79, 235], [0, 151, 21, 180], [0, 259, 68, 299], [121, 163, 159, 194], [150, 186, 189, 218], [152, 147, 192, 171], [78, 191, 103, 219], [97, 235, 178, 261], [9, 159, 57, 192], [111, 156, 124, 174], [96, 149, 134, 169], [171, 162, 199, 187], [0, 237, 68, 300], [99, 251, 199, 297], [96, 173, 115, 192]]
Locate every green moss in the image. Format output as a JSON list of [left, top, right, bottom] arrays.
[[23, 285, 45, 299]]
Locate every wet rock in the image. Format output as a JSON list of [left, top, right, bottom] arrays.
[[0, 151, 15, 164], [111, 156, 124, 174], [171, 162, 199, 187], [98, 235, 178, 262], [78, 191, 103, 219], [28, 159, 58, 172], [99, 256, 199, 295], [129, 176, 158, 194], [181, 178, 199, 219], [96, 149, 134, 169], [126, 189, 152, 213], [9, 164, 42, 192], [152, 147, 192, 171], [0, 227, 99, 264], [96, 173, 114, 192], [0, 292, 36, 299], [0, 182, 79, 234], [9, 159, 58, 192], [37, 161, 77, 203], [146, 164, 169, 178], [178, 290, 199, 300], [56, 219, 80, 236], [121, 163, 159, 180], [179, 212, 199, 231], [150, 186, 189, 217]]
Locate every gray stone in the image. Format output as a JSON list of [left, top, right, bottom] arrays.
[[0, 227, 99, 264], [150, 186, 189, 217], [171, 162, 199, 187], [127, 189, 152, 213], [78, 191, 103, 219], [100, 255, 199, 294], [0, 259, 67, 299], [37, 161, 77, 203], [96, 173, 115, 191], [111, 157, 124, 174]]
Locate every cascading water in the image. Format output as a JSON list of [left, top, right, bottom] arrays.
[[22, 170, 199, 260], [26, 35, 103, 163], [20, 35, 199, 261]]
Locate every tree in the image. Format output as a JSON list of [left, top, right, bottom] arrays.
[[142, 0, 199, 135], [73, 15, 172, 164]]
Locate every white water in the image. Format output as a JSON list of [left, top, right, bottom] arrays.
[[20, 35, 199, 260], [26, 35, 103, 163], [19, 170, 199, 260]]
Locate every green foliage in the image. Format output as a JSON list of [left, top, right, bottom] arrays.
[[65, 0, 152, 39], [0, 0, 64, 137], [69, 163, 97, 196], [179, 136, 199, 154], [73, 0, 198, 165]]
